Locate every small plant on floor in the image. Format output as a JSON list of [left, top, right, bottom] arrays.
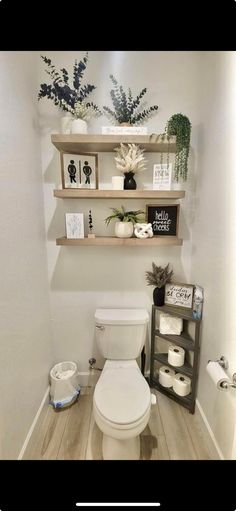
[[105, 206, 145, 226], [38, 53, 102, 120], [166, 113, 191, 181], [103, 75, 158, 125], [146, 262, 174, 306]]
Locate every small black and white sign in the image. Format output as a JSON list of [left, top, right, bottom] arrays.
[[65, 213, 84, 239], [165, 283, 194, 309], [153, 164, 172, 190], [146, 204, 179, 236]]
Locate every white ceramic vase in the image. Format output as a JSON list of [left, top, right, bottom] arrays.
[[70, 118, 88, 134], [115, 221, 134, 238], [60, 113, 73, 134]]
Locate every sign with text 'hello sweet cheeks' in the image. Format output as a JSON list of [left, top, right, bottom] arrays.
[[146, 204, 179, 237]]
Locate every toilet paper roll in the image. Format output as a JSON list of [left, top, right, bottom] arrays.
[[173, 373, 191, 396], [159, 365, 175, 388], [168, 345, 185, 367], [206, 361, 230, 390]]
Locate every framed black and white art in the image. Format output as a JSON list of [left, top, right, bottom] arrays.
[[65, 213, 84, 239], [60, 151, 98, 190]]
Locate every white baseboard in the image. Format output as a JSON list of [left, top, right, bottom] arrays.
[[78, 371, 90, 387], [196, 398, 224, 460], [17, 386, 50, 460]]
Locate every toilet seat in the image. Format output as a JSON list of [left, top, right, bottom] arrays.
[[93, 362, 151, 426]]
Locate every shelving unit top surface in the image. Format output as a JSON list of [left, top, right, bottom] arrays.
[[51, 134, 176, 153], [56, 236, 183, 247], [54, 189, 185, 199]]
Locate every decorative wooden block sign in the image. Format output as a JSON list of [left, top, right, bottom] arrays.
[[146, 204, 179, 236], [164, 283, 194, 309]]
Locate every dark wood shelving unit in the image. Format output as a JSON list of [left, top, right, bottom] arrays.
[[150, 304, 202, 414]]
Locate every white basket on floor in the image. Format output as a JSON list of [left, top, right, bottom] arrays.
[[49, 361, 81, 409]]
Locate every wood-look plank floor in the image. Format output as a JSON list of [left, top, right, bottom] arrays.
[[23, 380, 219, 460]]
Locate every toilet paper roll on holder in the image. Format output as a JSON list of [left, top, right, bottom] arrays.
[[208, 356, 236, 390]]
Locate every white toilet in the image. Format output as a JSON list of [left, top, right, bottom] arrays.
[[93, 308, 151, 460]]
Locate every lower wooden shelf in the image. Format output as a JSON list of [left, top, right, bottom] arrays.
[[56, 236, 183, 246], [151, 376, 194, 412], [154, 352, 193, 377]]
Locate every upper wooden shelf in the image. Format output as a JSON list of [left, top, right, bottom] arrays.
[[51, 134, 176, 153], [53, 189, 185, 199]]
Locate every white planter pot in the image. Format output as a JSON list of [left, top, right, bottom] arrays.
[[115, 221, 134, 238], [60, 113, 73, 134], [70, 119, 88, 134]]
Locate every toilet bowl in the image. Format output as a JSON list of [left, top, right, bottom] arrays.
[[93, 308, 151, 460]]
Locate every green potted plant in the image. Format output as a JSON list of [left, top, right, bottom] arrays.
[[105, 206, 145, 238], [103, 75, 158, 126], [146, 262, 174, 306], [38, 53, 102, 134], [114, 143, 147, 189], [166, 113, 191, 181]]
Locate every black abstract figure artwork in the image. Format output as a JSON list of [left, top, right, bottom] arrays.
[[67, 160, 77, 183], [88, 210, 93, 234], [83, 161, 92, 184]]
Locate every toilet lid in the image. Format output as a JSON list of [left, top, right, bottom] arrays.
[[94, 368, 151, 425]]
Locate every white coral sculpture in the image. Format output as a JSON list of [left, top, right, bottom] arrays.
[[114, 143, 147, 174]]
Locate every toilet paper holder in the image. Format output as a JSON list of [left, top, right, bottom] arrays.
[[208, 355, 236, 390]]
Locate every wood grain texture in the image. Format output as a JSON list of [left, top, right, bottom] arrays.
[[56, 236, 183, 247], [54, 189, 185, 199], [57, 395, 93, 460], [180, 406, 220, 460]]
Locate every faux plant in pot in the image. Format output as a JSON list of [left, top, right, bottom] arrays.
[[146, 262, 174, 306], [114, 143, 147, 190], [105, 206, 145, 238], [166, 113, 191, 182], [103, 75, 158, 126], [38, 53, 102, 134]]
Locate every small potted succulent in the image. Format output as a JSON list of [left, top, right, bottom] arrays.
[[103, 75, 158, 126], [38, 53, 102, 134], [105, 206, 145, 238], [146, 262, 174, 306], [114, 143, 147, 190]]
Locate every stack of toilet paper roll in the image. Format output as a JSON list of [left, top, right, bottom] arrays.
[[168, 345, 185, 367], [159, 365, 191, 397]]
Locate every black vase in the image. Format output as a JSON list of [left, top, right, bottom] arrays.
[[153, 286, 165, 306], [124, 172, 137, 190]]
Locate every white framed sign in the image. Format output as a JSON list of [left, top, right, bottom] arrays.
[[153, 163, 172, 190], [164, 283, 194, 309], [65, 213, 84, 239]]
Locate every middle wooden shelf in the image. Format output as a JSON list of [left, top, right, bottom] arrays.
[[54, 189, 185, 199], [56, 236, 183, 246]]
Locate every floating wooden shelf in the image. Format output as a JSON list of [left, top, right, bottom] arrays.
[[56, 236, 183, 246], [53, 189, 185, 199], [51, 134, 176, 153]]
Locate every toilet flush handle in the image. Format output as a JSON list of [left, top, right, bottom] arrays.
[[96, 324, 105, 331]]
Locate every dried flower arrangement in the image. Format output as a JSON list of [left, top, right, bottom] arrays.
[[146, 262, 174, 288], [38, 53, 102, 120], [114, 143, 147, 174], [103, 75, 158, 125]]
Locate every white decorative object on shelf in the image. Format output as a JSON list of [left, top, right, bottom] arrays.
[[65, 213, 84, 239], [173, 373, 191, 396], [168, 345, 185, 367], [153, 163, 172, 190], [134, 223, 153, 239], [159, 313, 183, 335], [71, 119, 88, 134], [102, 126, 148, 135], [115, 221, 133, 238], [61, 113, 73, 134], [112, 176, 124, 190]]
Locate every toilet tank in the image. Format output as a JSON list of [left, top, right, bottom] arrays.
[[95, 309, 149, 360]]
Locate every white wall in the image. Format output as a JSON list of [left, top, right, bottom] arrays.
[[39, 51, 201, 374], [190, 51, 236, 459], [0, 52, 53, 459]]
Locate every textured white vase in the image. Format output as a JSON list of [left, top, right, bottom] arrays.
[[60, 113, 73, 134], [70, 119, 88, 134], [115, 221, 133, 238]]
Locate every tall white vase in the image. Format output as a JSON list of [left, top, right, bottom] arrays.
[[60, 113, 73, 134], [115, 221, 134, 238], [71, 119, 88, 134]]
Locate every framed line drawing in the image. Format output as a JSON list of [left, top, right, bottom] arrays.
[[60, 151, 98, 190], [65, 213, 84, 239], [146, 204, 180, 237], [164, 283, 194, 309]]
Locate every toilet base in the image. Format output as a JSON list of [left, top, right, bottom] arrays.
[[102, 433, 140, 460]]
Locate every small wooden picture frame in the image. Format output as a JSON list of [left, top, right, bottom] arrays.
[[164, 283, 194, 309], [65, 213, 84, 239], [146, 203, 180, 237], [60, 151, 98, 190]]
